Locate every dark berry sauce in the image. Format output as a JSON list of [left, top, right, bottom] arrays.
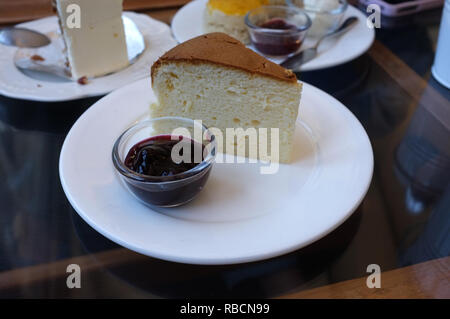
[[260, 18, 297, 30], [252, 18, 303, 56], [124, 135, 204, 177], [122, 135, 212, 207]]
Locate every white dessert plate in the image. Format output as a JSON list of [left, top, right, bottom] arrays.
[[0, 12, 177, 102], [60, 77, 373, 265], [171, 0, 375, 72]]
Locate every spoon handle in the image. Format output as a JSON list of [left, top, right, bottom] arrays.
[[315, 16, 359, 49], [280, 17, 359, 70]]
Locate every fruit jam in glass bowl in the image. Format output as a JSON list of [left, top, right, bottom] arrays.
[[112, 117, 216, 207], [245, 5, 311, 57]]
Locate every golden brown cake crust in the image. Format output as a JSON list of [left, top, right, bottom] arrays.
[[151, 33, 298, 84]]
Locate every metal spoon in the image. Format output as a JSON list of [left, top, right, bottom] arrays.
[[0, 27, 51, 48], [281, 16, 359, 71]]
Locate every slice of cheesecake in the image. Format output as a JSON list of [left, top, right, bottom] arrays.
[[54, 0, 129, 80], [151, 33, 302, 163]]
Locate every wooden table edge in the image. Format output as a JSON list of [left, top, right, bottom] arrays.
[[279, 256, 450, 299]]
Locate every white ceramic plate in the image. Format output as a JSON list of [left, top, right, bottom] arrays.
[[0, 12, 176, 102], [171, 0, 375, 71], [60, 78, 373, 265]]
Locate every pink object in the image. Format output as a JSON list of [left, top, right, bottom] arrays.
[[359, 0, 443, 17]]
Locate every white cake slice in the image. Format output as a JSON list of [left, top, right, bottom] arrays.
[[54, 0, 129, 80], [151, 33, 302, 163], [204, 0, 269, 44]]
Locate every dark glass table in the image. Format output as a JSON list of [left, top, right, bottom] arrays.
[[0, 5, 449, 298]]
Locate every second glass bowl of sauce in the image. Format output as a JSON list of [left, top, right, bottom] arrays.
[[245, 5, 311, 57]]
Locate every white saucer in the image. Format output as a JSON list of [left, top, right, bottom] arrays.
[[59, 78, 373, 265], [171, 0, 375, 71], [0, 12, 177, 102]]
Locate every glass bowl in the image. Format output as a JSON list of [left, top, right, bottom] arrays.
[[112, 117, 216, 208], [286, 0, 348, 38], [245, 5, 311, 57]]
